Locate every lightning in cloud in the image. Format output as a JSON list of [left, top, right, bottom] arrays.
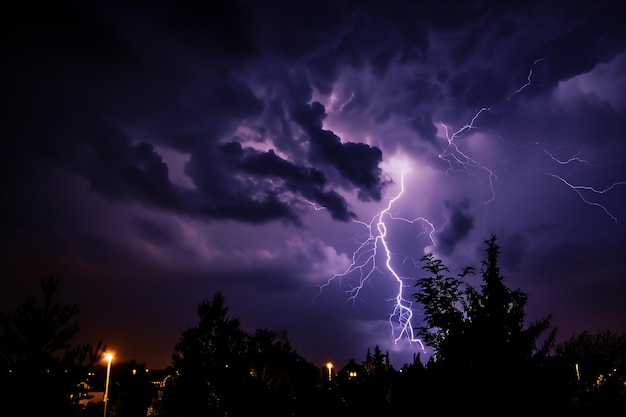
[[438, 58, 547, 217], [536, 144, 625, 222], [539, 144, 598, 166], [438, 58, 625, 223], [504, 140, 625, 223], [548, 175, 626, 223]]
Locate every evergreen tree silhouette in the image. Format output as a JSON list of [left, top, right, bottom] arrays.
[[414, 235, 556, 411], [0, 275, 106, 417]]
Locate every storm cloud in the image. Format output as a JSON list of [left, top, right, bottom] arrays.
[[1, 0, 624, 370]]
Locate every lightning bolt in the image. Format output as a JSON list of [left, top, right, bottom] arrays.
[[317, 169, 432, 350]]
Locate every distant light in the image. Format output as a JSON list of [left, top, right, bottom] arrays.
[[104, 353, 113, 361], [326, 362, 333, 382]]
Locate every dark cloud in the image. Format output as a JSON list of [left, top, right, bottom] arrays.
[[292, 102, 388, 201], [2, 1, 133, 70], [409, 112, 438, 142], [204, 82, 265, 119], [158, 0, 259, 61], [13, 0, 623, 229], [216, 141, 355, 222], [131, 216, 183, 246], [209, 267, 304, 292], [4, 0, 399, 227], [531, 0, 626, 88], [122, 142, 183, 207], [497, 233, 529, 269], [436, 199, 475, 256]]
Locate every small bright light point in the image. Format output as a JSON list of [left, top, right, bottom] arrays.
[[104, 353, 113, 361]]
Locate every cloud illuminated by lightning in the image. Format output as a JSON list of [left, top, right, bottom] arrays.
[[437, 57, 625, 223], [316, 59, 548, 351], [438, 58, 546, 217], [548, 175, 626, 223], [316, 57, 625, 353], [536, 145, 626, 222]]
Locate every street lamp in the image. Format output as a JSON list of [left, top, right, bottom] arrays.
[[103, 353, 113, 417], [326, 362, 333, 382]]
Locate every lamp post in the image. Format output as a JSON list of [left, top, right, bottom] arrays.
[[326, 362, 333, 382], [103, 353, 113, 417]]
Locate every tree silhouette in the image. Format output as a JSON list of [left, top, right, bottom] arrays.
[[0, 275, 106, 417], [363, 345, 390, 375], [108, 360, 157, 417], [163, 291, 246, 416], [555, 329, 626, 411], [413, 235, 557, 411], [333, 345, 396, 416], [390, 353, 427, 412], [162, 291, 326, 417]]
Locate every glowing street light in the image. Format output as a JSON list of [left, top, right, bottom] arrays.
[[326, 362, 333, 382], [103, 353, 113, 417]]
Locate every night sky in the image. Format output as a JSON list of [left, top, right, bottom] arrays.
[[2, 0, 625, 370]]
